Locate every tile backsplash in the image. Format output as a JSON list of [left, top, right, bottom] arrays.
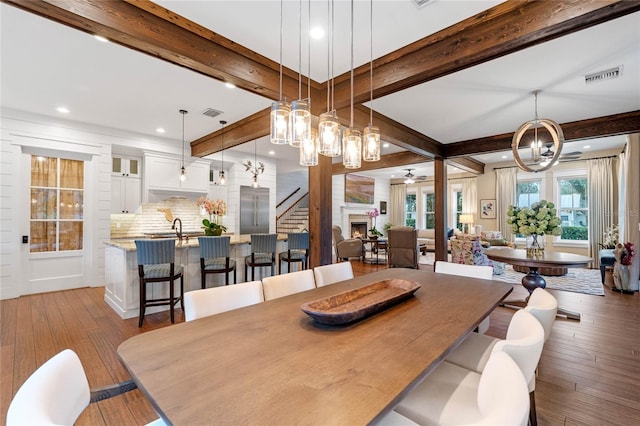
[[110, 197, 208, 239]]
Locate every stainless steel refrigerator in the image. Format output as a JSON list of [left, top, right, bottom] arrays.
[[239, 185, 270, 234]]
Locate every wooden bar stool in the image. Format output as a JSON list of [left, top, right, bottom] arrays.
[[135, 239, 184, 327], [279, 232, 309, 274], [198, 236, 236, 287], [244, 233, 277, 281]]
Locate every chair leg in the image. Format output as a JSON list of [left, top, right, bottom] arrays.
[[225, 270, 229, 285], [201, 269, 206, 289], [529, 390, 537, 426], [169, 279, 175, 324], [179, 276, 184, 311], [271, 263, 275, 277], [233, 268, 236, 284], [138, 280, 145, 328]]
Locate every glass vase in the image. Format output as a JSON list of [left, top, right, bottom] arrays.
[[526, 234, 544, 257]]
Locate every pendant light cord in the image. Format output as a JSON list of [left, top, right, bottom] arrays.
[[279, 0, 284, 101], [349, 0, 354, 128], [331, 0, 335, 111], [326, 0, 330, 111], [308, 0, 311, 103], [298, 0, 302, 100], [369, 0, 373, 126]]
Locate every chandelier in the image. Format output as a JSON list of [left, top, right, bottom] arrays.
[[511, 91, 564, 173], [403, 169, 415, 185], [243, 139, 265, 188], [267, 0, 383, 169]]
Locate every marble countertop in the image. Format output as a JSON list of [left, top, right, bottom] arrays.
[[106, 234, 289, 251]]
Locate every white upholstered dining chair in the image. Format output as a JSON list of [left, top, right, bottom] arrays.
[[444, 303, 551, 426], [434, 261, 494, 334], [380, 351, 530, 426], [184, 280, 264, 321], [262, 269, 316, 301], [313, 262, 354, 287], [6, 349, 165, 426]]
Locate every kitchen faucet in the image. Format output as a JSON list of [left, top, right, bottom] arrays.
[[172, 218, 183, 241]]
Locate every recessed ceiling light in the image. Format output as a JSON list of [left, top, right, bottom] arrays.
[[56, 107, 69, 113], [93, 35, 109, 43], [268, 150, 275, 155], [310, 27, 325, 39], [583, 145, 591, 149], [382, 143, 389, 148], [225, 82, 236, 89], [156, 127, 165, 134]]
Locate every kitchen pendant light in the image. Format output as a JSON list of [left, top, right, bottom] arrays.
[[511, 90, 564, 173], [290, 0, 310, 148], [219, 120, 227, 185], [342, 0, 361, 169], [270, 0, 290, 145], [362, 0, 380, 162], [179, 109, 188, 181], [318, 0, 341, 157]]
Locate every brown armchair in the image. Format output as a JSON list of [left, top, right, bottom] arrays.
[[332, 226, 364, 261], [387, 226, 419, 268]]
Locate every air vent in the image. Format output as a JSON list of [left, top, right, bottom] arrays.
[[202, 108, 223, 118], [413, 0, 433, 7], [585, 66, 623, 84]]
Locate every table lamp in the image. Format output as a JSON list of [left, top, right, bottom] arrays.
[[459, 214, 474, 234]]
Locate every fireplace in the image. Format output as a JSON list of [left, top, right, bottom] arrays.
[[351, 222, 367, 239]]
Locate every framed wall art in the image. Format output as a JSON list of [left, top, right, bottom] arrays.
[[345, 173, 374, 204], [480, 199, 496, 219]]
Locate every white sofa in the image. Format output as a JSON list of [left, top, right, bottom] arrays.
[[416, 229, 453, 252]]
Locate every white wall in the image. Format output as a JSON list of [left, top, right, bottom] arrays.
[[332, 174, 391, 235]]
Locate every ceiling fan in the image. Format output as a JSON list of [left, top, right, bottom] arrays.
[[540, 143, 582, 160], [404, 169, 415, 184]]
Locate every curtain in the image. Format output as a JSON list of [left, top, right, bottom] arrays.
[[495, 167, 517, 242], [587, 157, 614, 269], [390, 184, 407, 227], [460, 177, 477, 218], [619, 134, 640, 291]]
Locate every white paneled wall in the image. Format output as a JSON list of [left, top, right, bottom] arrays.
[[332, 174, 391, 235], [0, 138, 20, 299]]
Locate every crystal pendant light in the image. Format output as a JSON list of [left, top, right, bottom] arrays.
[[342, 0, 361, 169], [362, 0, 380, 162], [179, 109, 188, 181], [318, 0, 341, 157], [270, 0, 290, 145], [289, 0, 310, 148], [219, 120, 226, 185]]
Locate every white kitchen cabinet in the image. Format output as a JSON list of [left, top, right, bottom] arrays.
[[145, 153, 209, 193], [111, 155, 141, 214], [112, 155, 141, 178], [111, 175, 141, 214]]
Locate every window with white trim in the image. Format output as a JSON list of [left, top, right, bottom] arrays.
[[422, 190, 435, 229], [30, 155, 84, 253], [555, 171, 588, 241]]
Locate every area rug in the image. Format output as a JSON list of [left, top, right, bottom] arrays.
[[418, 253, 605, 296]]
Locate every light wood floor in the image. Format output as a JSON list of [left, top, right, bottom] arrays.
[[1, 261, 639, 425]]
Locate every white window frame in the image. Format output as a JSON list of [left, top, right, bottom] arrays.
[[552, 169, 589, 248], [421, 186, 435, 230], [513, 172, 546, 243]]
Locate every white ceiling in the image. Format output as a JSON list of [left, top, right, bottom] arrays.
[[1, 1, 637, 179]]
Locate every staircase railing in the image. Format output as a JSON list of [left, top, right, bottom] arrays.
[[277, 187, 300, 209], [276, 192, 309, 232]]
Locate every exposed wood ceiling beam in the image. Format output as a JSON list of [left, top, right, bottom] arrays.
[[447, 157, 485, 175], [332, 151, 431, 176], [6, 0, 639, 162], [330, 1, 640, 110], [443, 110, 640, 158]]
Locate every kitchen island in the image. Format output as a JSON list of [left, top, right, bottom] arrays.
[[104, 234, 288, 319]]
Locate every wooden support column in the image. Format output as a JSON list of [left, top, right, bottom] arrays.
[[434, 158, 448, 262], [308, 154, 333, 268]]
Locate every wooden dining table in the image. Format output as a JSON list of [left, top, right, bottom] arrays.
[[117, 268, 513, 425]]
